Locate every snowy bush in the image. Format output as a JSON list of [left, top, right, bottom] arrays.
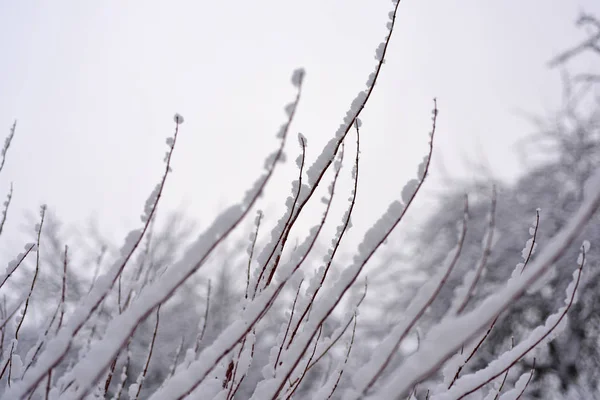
[[1, 2, 600, 399]]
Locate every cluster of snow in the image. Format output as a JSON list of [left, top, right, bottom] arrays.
[[363, 170, 600, 398], [2, 1, 599, 399]]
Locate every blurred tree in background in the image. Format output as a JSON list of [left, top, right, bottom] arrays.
[[391, 12, 600, 399]]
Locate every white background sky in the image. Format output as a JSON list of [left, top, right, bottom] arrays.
[[1, 0, 599, 257]]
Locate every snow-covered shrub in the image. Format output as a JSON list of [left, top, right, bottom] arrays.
[[1, 2, 600, 399]]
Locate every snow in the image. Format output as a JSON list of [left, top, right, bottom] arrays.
[[291, 68, 305, 87], [141, 184, 161, 223], [128, 383, 139, 400], [173, 113, 184, 124], [360, 169, 600, 399], [401, 179, 419, 203], [374, 42, 386, 61], [4, 69, 310, 399], [520, 238, 536, 261], [284, 102, 295, 117], [298, 132, 307, 147], [6, 205, 242, 398], [7, 0, 595, 397], [582, 239, 591, 252], [248, 147, 432, 399], [496, 371, 531, 400], [349, 213, 468, 397], [147, 277, 296, 399], [0, 244, 34, 289], [417, 155, 429, 178]]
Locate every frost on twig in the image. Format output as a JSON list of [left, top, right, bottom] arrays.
[[1, 4, 599, 400]]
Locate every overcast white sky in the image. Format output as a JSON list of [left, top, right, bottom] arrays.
[[1, 1, 599, 256]]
